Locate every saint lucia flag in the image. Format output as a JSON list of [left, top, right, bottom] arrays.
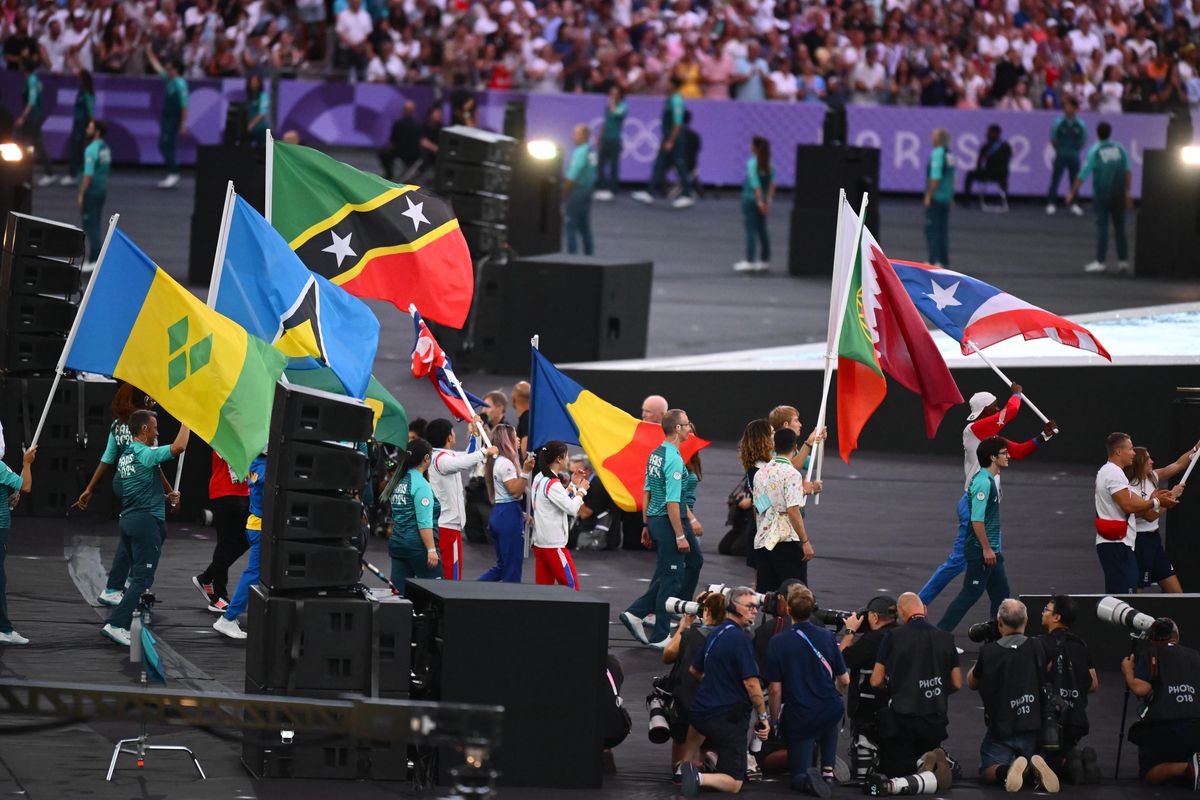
[[214, 195, 379, 399]]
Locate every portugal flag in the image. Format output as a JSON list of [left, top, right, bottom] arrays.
[[269, 138, 474, 328], [836, 200, 962, 461]]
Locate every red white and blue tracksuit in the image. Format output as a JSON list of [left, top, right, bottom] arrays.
[[530, 473, 584, 590]]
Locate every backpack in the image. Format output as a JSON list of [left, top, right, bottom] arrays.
[[601, 667, 632, 749]]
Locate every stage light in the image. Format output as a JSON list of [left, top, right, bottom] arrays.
[[0, 144, 23, 162], [1182, 145, 1200, 167], [526, 139, 558, 160]]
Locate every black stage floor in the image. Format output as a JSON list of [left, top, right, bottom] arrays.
[[0, 445, 1195, 799]]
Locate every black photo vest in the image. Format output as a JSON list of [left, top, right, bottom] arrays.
[[886, 622, 957, 718], [1145, 645, 1200, 724], [978, 637, 1044, 738]]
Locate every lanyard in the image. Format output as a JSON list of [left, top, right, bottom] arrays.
[[703, 622, 735, 661], [795, 627, 833, 678]]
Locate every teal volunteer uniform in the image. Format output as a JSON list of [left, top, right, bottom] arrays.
[[249, 89, 270, 146], [20, 71, 50, 175], [565, 141, 597, 255], [597, 99, 627, 192], [389, 469, 442, 593], [159, 71, 188, 175], [0, 461, 24, 636], [81, 134, 111, 262], [925, 144, 956, 266], [937, 468, 1011, 631], [99, 419, 135, 595], [741, 155, 774, 264], [1047, 114, 1086, 206], [623, 441, 700, 643], [1078, 138, 1131, 265], [645, 92, 691, 198], [106, 441, 176, 631], [68, 84, 95, 179]]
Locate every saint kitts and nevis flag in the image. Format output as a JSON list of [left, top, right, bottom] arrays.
[[530, 349, 709, 512], [834, 199, 963, 461], [63, 228, 287, 476], [268, 138, 474, 328]]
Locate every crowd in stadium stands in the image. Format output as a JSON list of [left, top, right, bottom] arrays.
[[1, 0, 1198, 111]]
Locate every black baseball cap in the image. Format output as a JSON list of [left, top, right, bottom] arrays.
[[866, 596, 897, 617]]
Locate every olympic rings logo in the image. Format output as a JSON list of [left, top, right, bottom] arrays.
[[588, 114, 663, 162]]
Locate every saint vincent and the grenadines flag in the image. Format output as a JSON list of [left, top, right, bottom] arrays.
[[835, 200, 963, 462], [64, 229, 287, 476], [530, 349, 709, 512], [214, 194, 379, 400], [269, 138, 474, 329]]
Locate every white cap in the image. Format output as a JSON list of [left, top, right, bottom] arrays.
[[967, 392, 997, 421]]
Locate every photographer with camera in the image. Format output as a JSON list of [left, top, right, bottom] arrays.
[[968, 599, 1061, 792], [839, 596, 900, 783], [753, 428, 814, 592], [679, 586, 769, 797], [1037, 595, 1100, 784], [766, 584, 849, 797], [1122, 617, 1200, 788], [659, 591, 727, 780], [867, 593, 958, 795]]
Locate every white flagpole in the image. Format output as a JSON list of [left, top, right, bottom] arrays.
[[408, 304, 491, 449], [264, 129, 274, 224], [171, 181, 238, 491], [1181, 450, 1199, 486], [525, 334, 539, 561], [806, 192, 868, 504], [966, 340, 1057, 433], [30, 213, 120, 447]]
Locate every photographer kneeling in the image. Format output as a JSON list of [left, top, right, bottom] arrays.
[[868, 593, 958, 796], [766, 584, 849, 797], [968, 599, 1060, 792], [1037, 595, 1100, 784], [1122, 617, 1200, 788], [839, 596, 900, 784], [662, 591, 727, 781], [680, 587, 769, 796]]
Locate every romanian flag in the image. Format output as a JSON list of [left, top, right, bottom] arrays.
[[530, 349, 709, 512], [269, 138, 474, 328], [64, 228, 286, 476], [835, 199, 962, 462], [285, 367, 408, 448]]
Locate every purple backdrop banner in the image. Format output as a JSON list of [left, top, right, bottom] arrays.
[[0, 71, 242, 165], [847, 105, 1169, 198], [0, 70, 1179, 196]]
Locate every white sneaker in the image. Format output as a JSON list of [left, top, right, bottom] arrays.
[[0, 630, 29, 645], [59, 175, 77, 187], [1083, 260, 1106, 273], [754, 261, 770, 272], [631, 190, 653, 205], [1117, 260, 1132, 275], [619, 611, 649, 645], [1069, 203, 1084, 217], [1045, 204, 1057, 215], [733, 260, 755, 272], [101, 623, 131, 647], [593, 189, 613, 202], [213, 616, 246, 640], [97, 588, 123, 606], [671, 195, 696, 209], [158, 173, 180, 189], [36, 174, 56, 187], [649, 637, 672, 650]]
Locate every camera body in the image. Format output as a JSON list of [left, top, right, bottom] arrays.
[[968, 619, 1001, 644]]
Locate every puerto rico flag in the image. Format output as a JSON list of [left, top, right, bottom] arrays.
[[410, 307, 485, 421], [890, 261, 1111, 361]]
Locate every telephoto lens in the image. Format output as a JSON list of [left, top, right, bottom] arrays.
[[812, 606, 853, 628], [1096, 596, 1157, 633], [646, 687, 672, 744], [664, 597, 702, 616], [967, 619, 1001, 643]]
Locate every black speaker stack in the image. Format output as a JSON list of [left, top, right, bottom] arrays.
[[405, 579, 609, 789], [470, 254, 652, 374], [0, 213, 114, 517], [435, 125, 516, 263], [788, 145, 881, 276], [1134, 148, 1200, 279], [187, 145, 266, 286], [1167, 388, 1200, 589], [242, 382, 414, 781]]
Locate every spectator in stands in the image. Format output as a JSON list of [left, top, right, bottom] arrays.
[[335, 0, 372, 80]]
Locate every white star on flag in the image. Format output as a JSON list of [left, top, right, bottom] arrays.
[[322, 230, 357, 270], [926, 280, 962, 311], [401, 195, 430, 232]]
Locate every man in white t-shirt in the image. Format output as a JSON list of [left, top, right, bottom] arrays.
[[335, 0, 373, 78], [1068, 17, 1103, 61], [1094, 432, 1179, 593]]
